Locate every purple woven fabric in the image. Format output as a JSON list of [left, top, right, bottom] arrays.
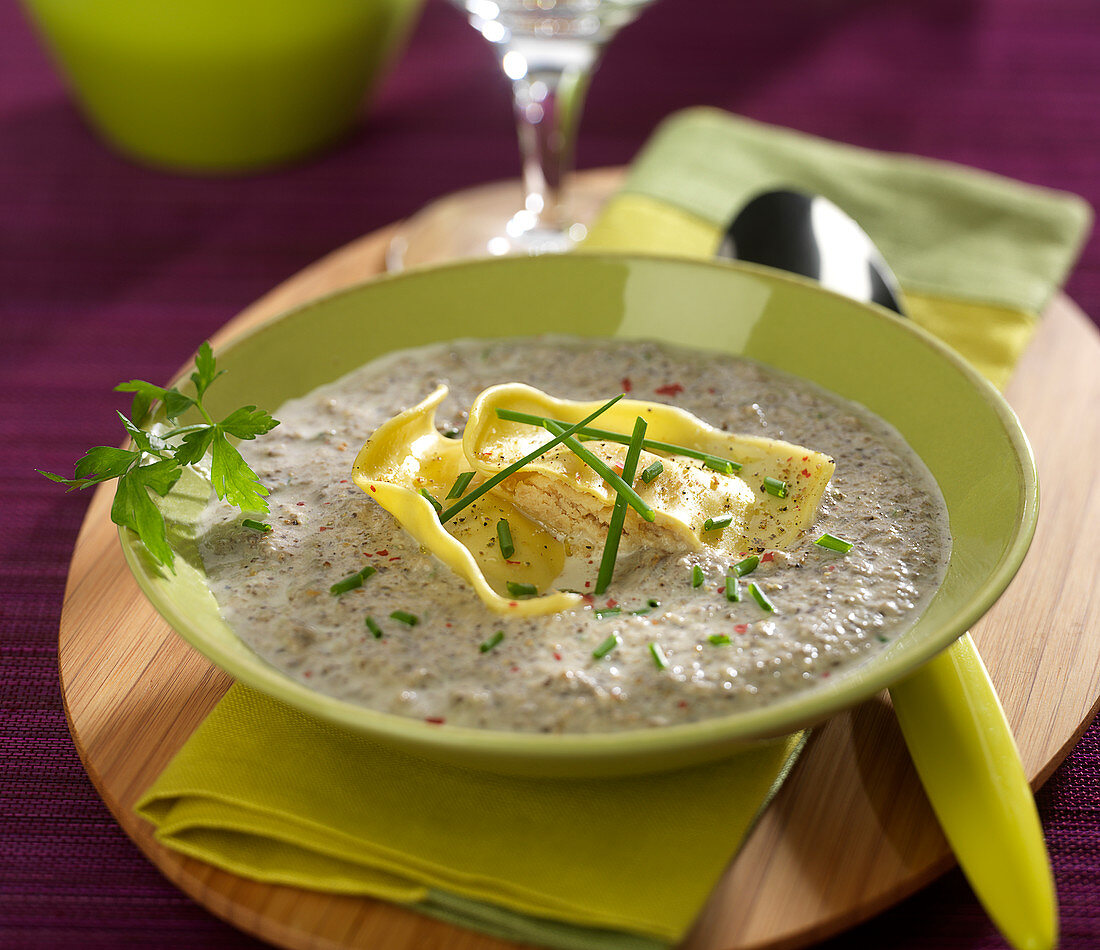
[[2, 0, 1096, 947]]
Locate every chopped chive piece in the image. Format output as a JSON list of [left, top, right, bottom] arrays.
[[647, 598, 661, 609], [708, 633, 732, 646], [330, 565, 377, 595], [419, 488, 443, 512], [762, 476, 789, 498], [640, 460, 664, 483], [815, 533, 854, 554], [506, 581, 538, 597], [242, 519, 271, 532], [691, 565, 705, 588], [542, 420, 655, 524], [595, 415, 648, 594], [704, 457, 736, 475], [592, 634, 621, 660], [733, 555, 760, 577], [365, 616, 384, 639], [480, 631, 505, 653], [724, 576, 741, 602], [446, 471, 475, 499], [495, 409, 742, 472], [703, 514, 734, 532], [390, 609, 419, 626], [442, 428, 462, 439], [497, 519, 515, 559], [748, 582, 777, 613], [649, 642, 669, 669], [440, 393, 625, 523], [594, 606, 622, 619]]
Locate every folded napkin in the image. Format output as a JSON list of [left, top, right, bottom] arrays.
[[585, 108, 1091, 388], [136, 108, 1092, 949]]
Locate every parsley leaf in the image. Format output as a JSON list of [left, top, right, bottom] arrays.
[[40, 342, 279, 570], [210, 432, 271, 513]]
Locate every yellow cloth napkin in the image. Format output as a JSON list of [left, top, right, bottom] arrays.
[[136, 108, 1092, 949]]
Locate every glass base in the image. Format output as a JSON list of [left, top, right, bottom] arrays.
[[385, 176, 609, 272]]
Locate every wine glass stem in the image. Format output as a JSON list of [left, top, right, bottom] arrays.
[[505, 56, 595, 232]]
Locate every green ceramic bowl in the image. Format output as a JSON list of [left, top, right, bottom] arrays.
[[121, 254, 1038, 776]]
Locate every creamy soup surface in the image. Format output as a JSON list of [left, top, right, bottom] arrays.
[[197, 337, 951, 733]]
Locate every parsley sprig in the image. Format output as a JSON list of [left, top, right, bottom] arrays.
[[39, 342, 279, 569]]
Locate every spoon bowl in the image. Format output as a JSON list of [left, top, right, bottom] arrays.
[[718, 188, 905, 315]]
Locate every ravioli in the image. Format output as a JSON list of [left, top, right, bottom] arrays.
[[352, 383, 834, 616]]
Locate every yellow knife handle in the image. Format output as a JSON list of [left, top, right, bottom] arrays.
[[888, 633, 1058, 950]]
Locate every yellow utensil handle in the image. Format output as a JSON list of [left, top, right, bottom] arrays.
[[888, 633, 1057, 950]]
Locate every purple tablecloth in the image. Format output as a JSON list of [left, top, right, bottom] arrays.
[[2, 0, 1097, 947]]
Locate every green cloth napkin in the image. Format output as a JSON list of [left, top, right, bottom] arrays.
[[584, 108, 1091, 388], [136, 107, 1092, 950], [138, 686, 803, 949]]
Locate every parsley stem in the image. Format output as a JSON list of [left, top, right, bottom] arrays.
[[438, 394, 625, 523], [595, 415, 648, 594]]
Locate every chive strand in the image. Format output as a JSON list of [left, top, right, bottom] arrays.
[[640, 460, 664, 483], [365, 616, 384, 639], [724, 576, 740, 602], [446, 471, 475, 499], [439, 393, 625, 523], [497, 518, 515, 559], [494, 408, 742, 472], [649, 642, 669, 670], [241, 518, 271, 533], [419, 488, 443, 513], [748, 582, 777, 613], [703, 514, 734, 533], [691, 564, 705, 588], [542, 420, 655, 523], [390, 609, 419, 626], [330, 565, 377, 595], [506, 581, 537, 597], [595, 415, 648, 594], [733, 555, 760, 577], [762, 476, 789, 498], [815, 533, 854, 553], [592, 634, 620, 660], [480, 631, 505, 653]]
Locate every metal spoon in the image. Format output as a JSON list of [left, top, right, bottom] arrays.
[[717, 188, 1056, 950], [718, 188, 905, 315]]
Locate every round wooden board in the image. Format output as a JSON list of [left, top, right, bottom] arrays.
[[60, 170, 1100, 950]]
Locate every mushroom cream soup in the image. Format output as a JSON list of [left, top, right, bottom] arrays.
[[197, 337, 951, 733]]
